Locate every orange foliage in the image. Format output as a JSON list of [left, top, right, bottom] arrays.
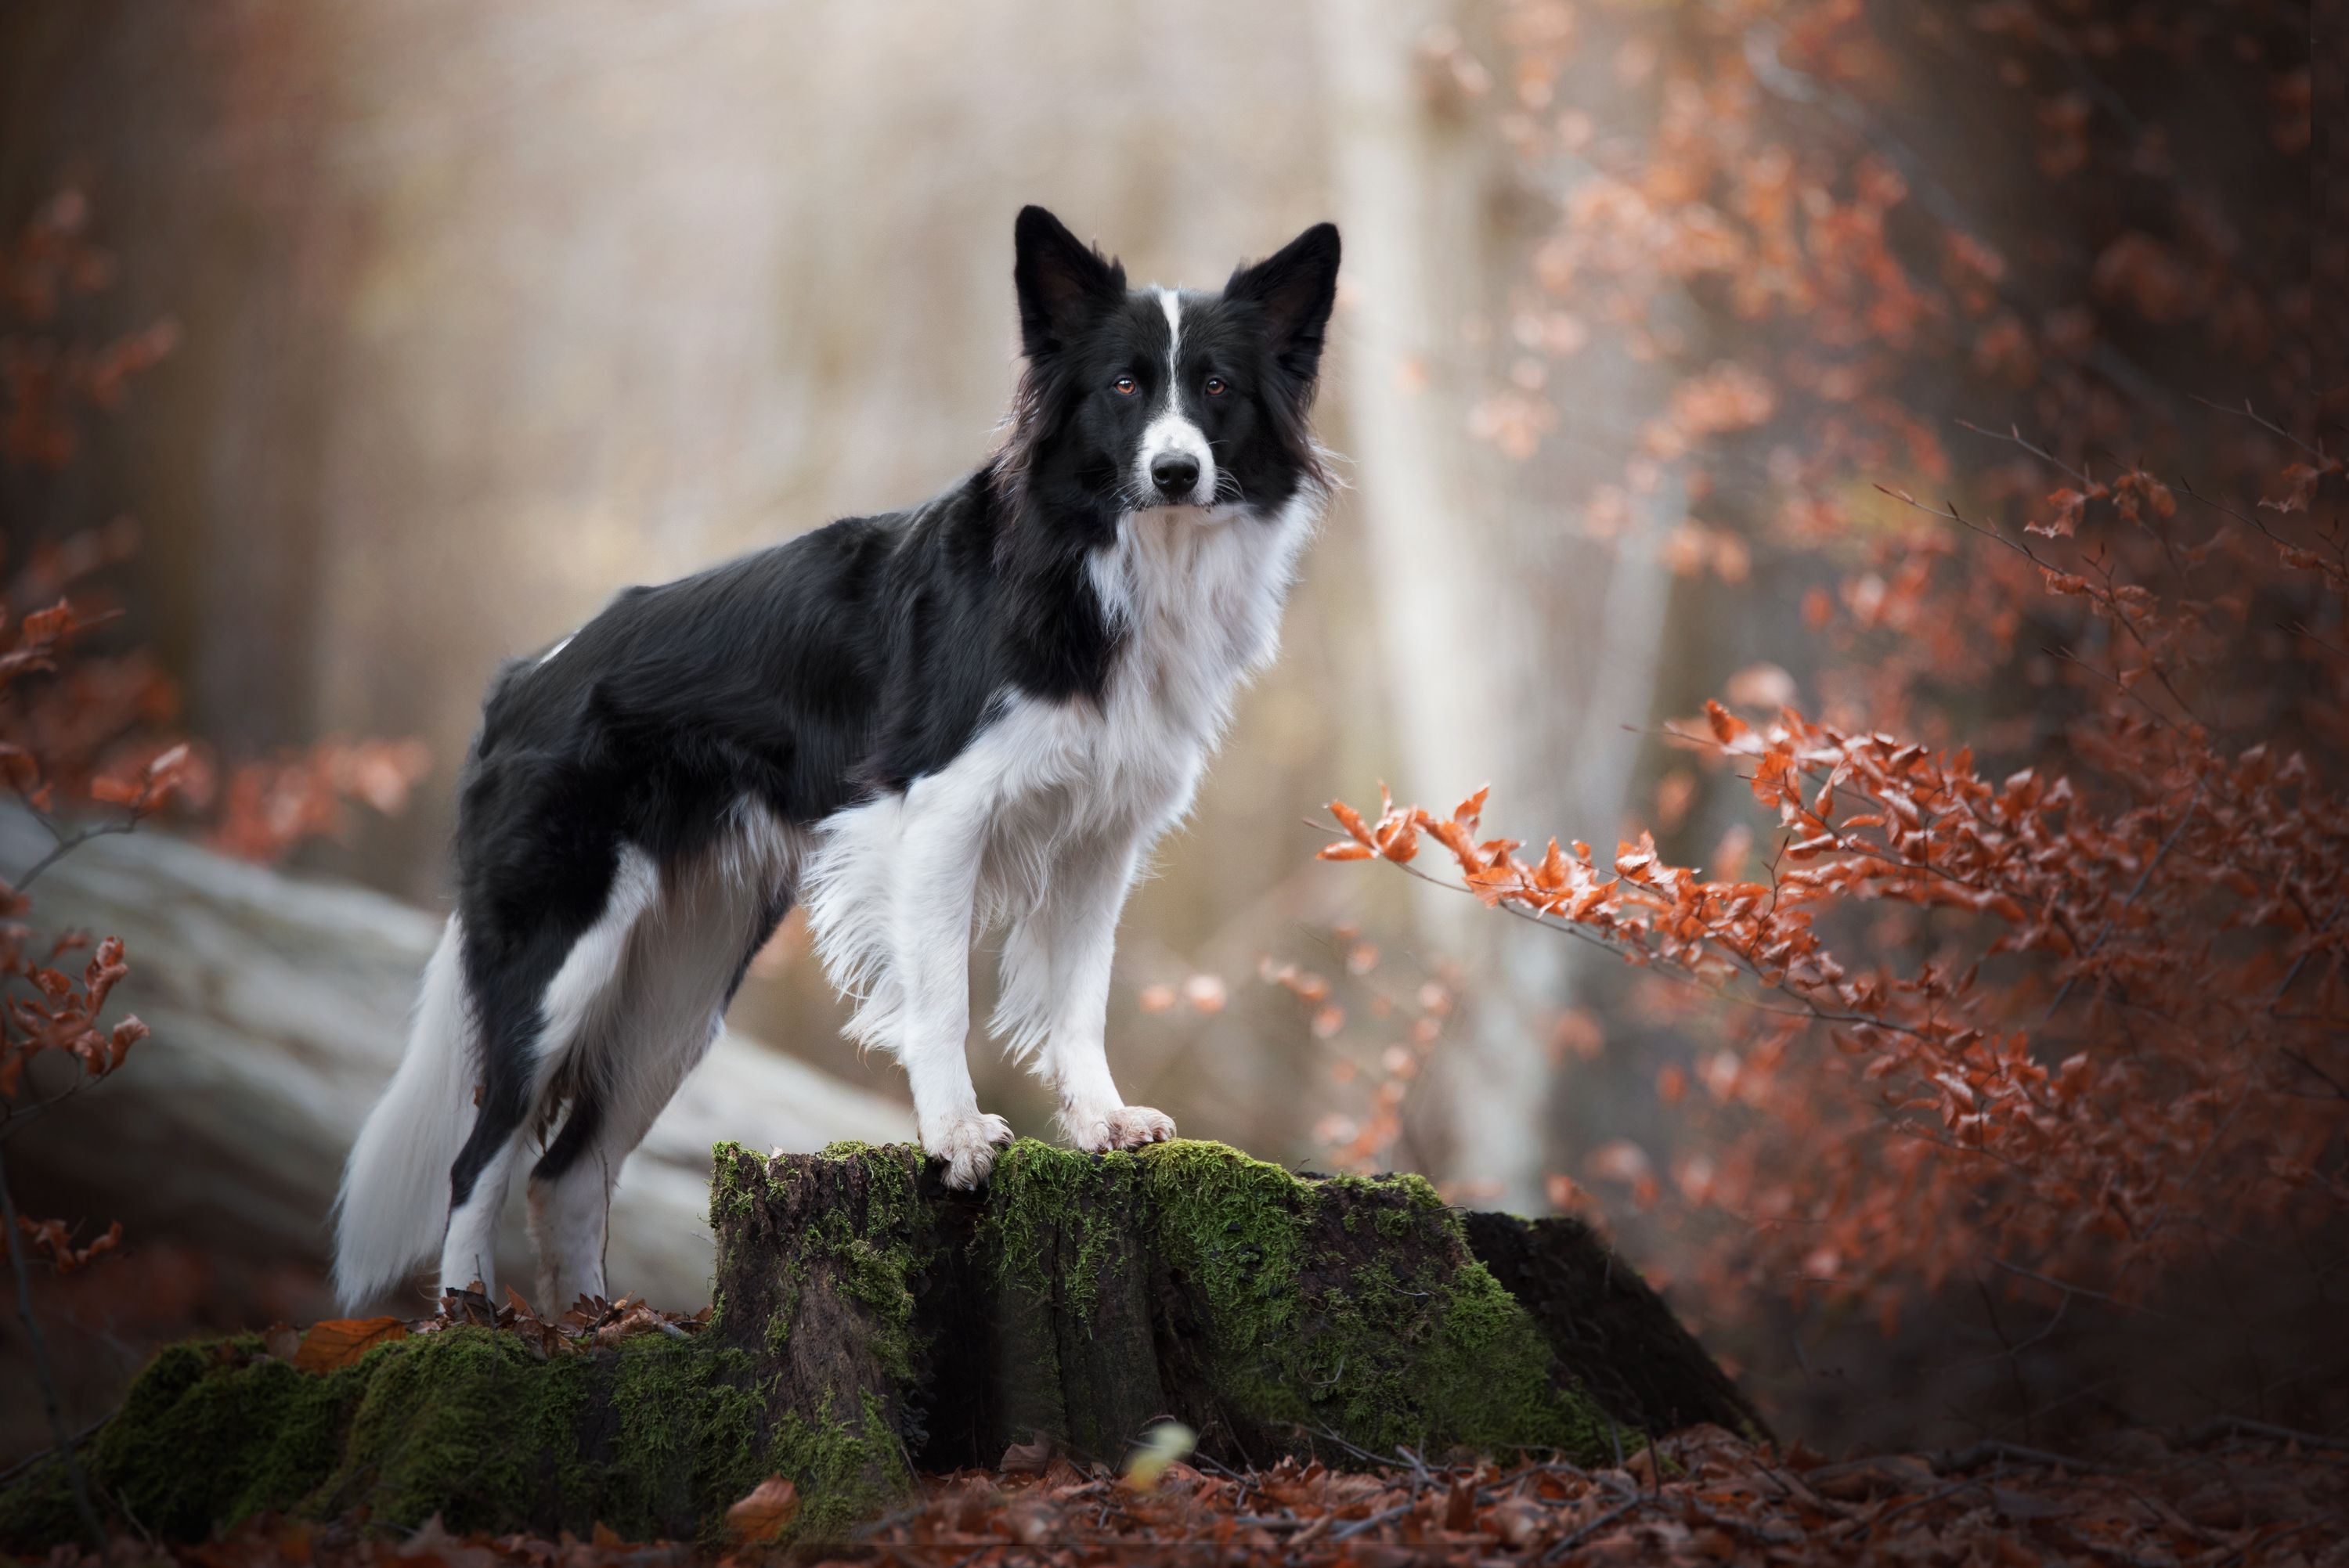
[[1470, 0, 2308, 571], [1304, 0, 2322, 1368], [1260, 930, 1459, 1177], [1321, 446, 2347, 1324]]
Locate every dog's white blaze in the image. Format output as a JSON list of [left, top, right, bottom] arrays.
[[1138, 288, 1214, 505], [803, 485, 1321, 1182]]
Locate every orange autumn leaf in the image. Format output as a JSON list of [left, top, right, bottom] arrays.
[[294, 1317, 410, 1374], [725, 1476, 802, 1542]]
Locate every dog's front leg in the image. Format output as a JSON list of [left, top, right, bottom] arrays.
[[1002, 831, 1175, 1153], [890, 776, 1013, 1188]]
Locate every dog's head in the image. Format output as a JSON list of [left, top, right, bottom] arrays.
[[1004, 206, 1340, 519]]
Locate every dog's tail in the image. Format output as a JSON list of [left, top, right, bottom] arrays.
[[333, 915, 474, 1310]]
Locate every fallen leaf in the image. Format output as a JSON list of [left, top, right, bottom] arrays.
[[725, 1476, 800, 1543], [1444, 1474, 1476, 1531], [1000, 1436, 1053, 1474], [1006, 1499, 1059, 1547], [945, 1476, 1001, 1532], [294, 1317, 410, 1374]]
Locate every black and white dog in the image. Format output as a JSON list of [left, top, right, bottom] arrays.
[[333, 207, 1340, 1310]]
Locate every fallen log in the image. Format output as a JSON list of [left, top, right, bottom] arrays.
[[0, 809, 912, 1308], [0, 1140, 1762, 1547]]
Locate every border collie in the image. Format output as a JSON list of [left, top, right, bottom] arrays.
[[333, 207, 1341, 1310]]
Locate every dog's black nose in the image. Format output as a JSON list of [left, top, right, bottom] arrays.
[[1150, 453, 1200, 499]]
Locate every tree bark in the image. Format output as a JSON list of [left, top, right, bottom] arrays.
[[2, 1140, 1760, 1547]]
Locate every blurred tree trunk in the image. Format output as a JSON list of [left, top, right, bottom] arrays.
[[1315, 0, 1682, 1210], [1316, 0, 1538, 1209]]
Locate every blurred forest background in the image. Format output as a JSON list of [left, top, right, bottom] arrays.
[[1, 0, 2333, 1467]]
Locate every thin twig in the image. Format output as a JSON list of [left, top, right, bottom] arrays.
[[2036, 784, 2204, 1030], [11, 814, 139, 893], [1957, 420, 2095, 485], [1839, 1464, 2016, 1541], [1540, 1494, 1644, 1561], [0, 1408, 111, 1488], [1326, 1500, 1415, 1541], [2190, 395, 2327, 461], [1933, 1440, 2127, 1476], [2171, 1415, 2349, 1454]]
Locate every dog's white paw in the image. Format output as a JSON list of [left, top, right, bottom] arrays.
[[1066, 1104, 1177, 1155], [926, 1112, 1015, 1188]]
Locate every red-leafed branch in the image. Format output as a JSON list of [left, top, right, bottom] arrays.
[[1318, 445, 2347, 1325]]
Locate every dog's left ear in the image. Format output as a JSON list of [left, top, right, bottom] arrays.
[[1014, 205, 1125, 361], [1226, 222, 1341, 384]]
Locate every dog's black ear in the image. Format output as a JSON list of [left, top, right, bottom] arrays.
[[1226, 222, 1341, 384], [1014, 206, 1124, 360]]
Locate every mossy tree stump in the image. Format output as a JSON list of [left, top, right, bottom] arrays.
[[2, 1140, 1759, 1548]]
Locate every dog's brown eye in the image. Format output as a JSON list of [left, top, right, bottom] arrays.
[[1204, 376, 1228, 396], [1113, 376, 1138, 396]]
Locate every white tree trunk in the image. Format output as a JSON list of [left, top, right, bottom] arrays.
[[1314, 1, 1683, 1211]]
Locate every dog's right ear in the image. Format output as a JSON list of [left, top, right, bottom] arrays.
[[1014, 206, 1124, 361]]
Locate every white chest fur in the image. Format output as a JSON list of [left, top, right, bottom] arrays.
[[800, 490, 1316, 1058], [1071, 492, 1316, 811]]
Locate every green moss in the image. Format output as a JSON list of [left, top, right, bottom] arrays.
[[762, 1388, 912, 1541], [965, 1139, 1605, 1461], [981, 1139, 1143, 1323], [323, 1328, 543, 1528], [0, 1328, 904, 1552], [760, 1258, 805, 1358], [806, 1141, 926, 1381], [713, 1139, 927, 1380], [2, 1139, 1630, 1550], [1136, 1141, 1307, 1352], [1134, 1141, 1609, 1462], [581, 1339, 746, 1536], [5, 1336, 370, 1543], [707, 1139, 766, 1230]]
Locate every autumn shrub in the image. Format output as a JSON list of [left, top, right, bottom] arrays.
[[1324, 429, 2345, 1321], [1307, 0, 2327, 1423]]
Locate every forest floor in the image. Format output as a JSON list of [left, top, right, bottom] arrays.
[[21, 1422, 2345, 1567]]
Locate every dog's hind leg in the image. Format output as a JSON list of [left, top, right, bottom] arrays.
[[525, 1013, 717, 1312], [526, 874, 788, 1311], [523, 803, 799, 1309], [441, 845, 660, 1301]]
